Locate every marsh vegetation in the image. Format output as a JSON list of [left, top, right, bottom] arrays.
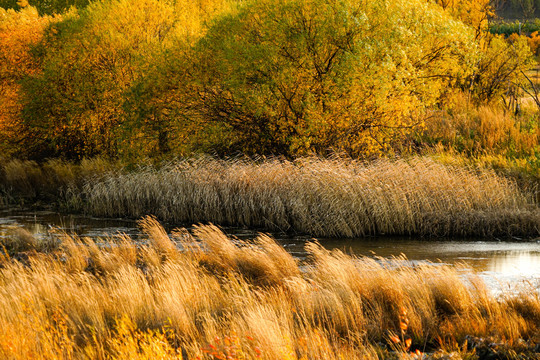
[[0, 217, 539, 359], [2, 156, 539, 238], [2, 0, 540, 358]]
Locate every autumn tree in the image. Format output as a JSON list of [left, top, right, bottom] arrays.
[[20, 0, 234, 159], [119, 0, 234, 159], [471, 34, 533, 103], [172, 0, 477, 156], [20, 0, 178, 159], [0, 2, 57, 157], [430, 0, 535, 107]]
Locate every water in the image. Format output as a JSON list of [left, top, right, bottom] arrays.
[[1, 208, 539, 287]]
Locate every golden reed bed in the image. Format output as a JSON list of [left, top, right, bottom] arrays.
[[83, 157, 540, 238], [0, 217, 538, 359], [1, 156, 539, 237]]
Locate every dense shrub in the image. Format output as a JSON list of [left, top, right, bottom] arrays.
[[155, 0, 477, 156]]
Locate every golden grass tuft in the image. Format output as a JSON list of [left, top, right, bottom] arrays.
[[83, 156, 540, 238], [0, 217, 538, 359]]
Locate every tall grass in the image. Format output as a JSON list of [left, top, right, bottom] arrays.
[[418, 90, 540, 187], [82, 156, 540, 238], [1, 155, 539, 237], [421, 101, 540, 159], [0, 217, 538, 359], [0, 157, 120, 206]]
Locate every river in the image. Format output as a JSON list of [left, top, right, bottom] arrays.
[[1, 208, 539, 290]]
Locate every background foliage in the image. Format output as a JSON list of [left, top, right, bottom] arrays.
[[0, 0, 539, 164], [0, 3, 58, 157], [174, 0, 476, 156]]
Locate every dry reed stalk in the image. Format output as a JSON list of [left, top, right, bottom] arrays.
[[0, 218, 538, 359]]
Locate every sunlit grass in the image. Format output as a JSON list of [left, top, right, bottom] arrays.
[[0, 217, 538, 359], [82, 156, 540, 238]]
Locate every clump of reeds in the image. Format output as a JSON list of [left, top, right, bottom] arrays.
[[83, 156, 540, 238], [0, 217, 538, 359], [0, 157, 120, 206]]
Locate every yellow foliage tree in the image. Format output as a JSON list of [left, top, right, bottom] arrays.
[[471, 35, 533, 103], [177, 0, 478, 156], [431, 0, 494, 41], [19, 0, 233, 159], [0, 4, 57, 157]]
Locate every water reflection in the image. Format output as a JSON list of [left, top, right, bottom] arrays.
[[0, 208, 139, 240], [488, 251, 540, 277]]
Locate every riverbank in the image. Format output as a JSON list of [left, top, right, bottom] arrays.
[[0, 217, 538, 359], [1, 156, 539, 238]]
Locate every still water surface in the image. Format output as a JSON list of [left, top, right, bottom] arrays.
[[1, 208, 539, 287]]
